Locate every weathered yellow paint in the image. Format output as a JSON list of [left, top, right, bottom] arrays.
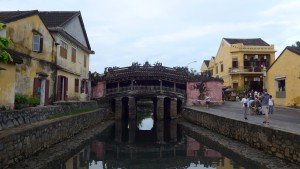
[[0, 63, 16, 109], [6, 15, 54, 62], [4, 14, 56, 102], [266, 48, 300, 106]]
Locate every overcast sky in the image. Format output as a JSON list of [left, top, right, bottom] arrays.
[[1, 0, 300, 73]]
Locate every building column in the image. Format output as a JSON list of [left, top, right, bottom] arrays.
[[128, 96, 136, 120], [156, 96, 165, 120], [170, 98, 177, 119], [115, 97, 122, 119]]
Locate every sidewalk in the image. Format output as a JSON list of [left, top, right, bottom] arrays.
[[187, 101, 300, 135]]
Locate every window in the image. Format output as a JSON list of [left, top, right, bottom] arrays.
[[84, 55, 87, 68], [276, 78, 286, 98], [32, 34, 43, 52], [221, 63, 223, 72], [216, 65, 218, 74], [71, 47, 76, 63], [277, 79, 285, 92], [60, 41, 68, 58], [232, 58, 238, 68]]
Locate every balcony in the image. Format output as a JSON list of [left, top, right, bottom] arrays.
[[228, 66, 265, 74]]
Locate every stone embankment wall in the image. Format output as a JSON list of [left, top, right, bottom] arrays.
[[182, 107, 300, 165], [0, 108, 111, 169], [0, 101, 98, 130]]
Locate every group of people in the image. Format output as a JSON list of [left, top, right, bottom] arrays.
[[241, 89, 274, 123]]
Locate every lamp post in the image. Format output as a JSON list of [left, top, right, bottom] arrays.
[[186, 61, 197, 67]]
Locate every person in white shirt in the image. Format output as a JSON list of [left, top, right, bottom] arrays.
[[268, 95, 274, 114], [205, 94, 211, 108], [241, 95, 248, 120]]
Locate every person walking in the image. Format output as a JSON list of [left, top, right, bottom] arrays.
[[269, 95, 274, 114], [261, 89, 270, 123], [205, 94, 211, 108], [241, 95, 248, 120]]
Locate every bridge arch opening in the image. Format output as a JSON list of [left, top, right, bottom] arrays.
[[122, 97, 129, 120], [164, 97, 171, 119]]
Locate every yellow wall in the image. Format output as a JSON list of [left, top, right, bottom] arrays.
[[0, 63, 16, 109], [200, 62, 208, 73], [6, 15, 54, 62], [5, 15, 55, 99], [56, 35, 90, 79], [266, 49, 300, 106], [214, 39, 275, 89]]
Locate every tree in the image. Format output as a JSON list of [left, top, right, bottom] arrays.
[[0, 23, 13, 64], [292, 41, 300, 48]]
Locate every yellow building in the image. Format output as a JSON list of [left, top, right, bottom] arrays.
[[0, 10, 56, 106], [0, 51, 23, 109], [212, 38, 276, 92], [200, 60, 210, 74], [266, 46, 300, 106], [39, 11, 94, 101]]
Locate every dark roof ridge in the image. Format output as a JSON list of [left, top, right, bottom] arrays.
[[39, 11, 80, 27], [0, 10, 39, 23], [223, 38, 270, 46], [286, 46, 300, 56]]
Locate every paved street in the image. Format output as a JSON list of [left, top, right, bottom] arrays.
[[187, 101, 300, 135]]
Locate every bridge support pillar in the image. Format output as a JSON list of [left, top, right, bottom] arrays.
[[170, 120, 177, 143], [156, 120, 165, 144], [115, 97, 122, 120], [156, 96, 165, 120], [128, 97, 136, 120], [170, 98, 177, 119], [128, 120, 136, 143], [115, 121, 122, 143]]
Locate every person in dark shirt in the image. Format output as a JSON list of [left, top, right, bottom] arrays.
[[260, 89, 270, 123]]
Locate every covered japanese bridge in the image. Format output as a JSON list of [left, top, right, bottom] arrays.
[[91, 62, 223, 120]]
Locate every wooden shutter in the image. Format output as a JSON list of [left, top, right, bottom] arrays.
[[64, 77, 68, 100], [57, 76, 62, 101], [33, 78, 39, 97], [75, 79, 79, 92], [85, 81, 88, 94], [84, 55, 87, 68], [45, 80, 49, 105], [39, 37, 43, 53], [71, 47, 76, 62], [81, 80, 84, 93]]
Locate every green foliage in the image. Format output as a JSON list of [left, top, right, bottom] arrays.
[[237, 84, 250, 96], [292, 41, 300, 48], [28, 96, 40, 106], [15, 93, 40, 107], [0, 23, 13, 64], [15, 93, 28, 104]]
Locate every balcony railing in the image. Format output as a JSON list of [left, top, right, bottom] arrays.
[[106, 86, 186, 95], [229, 66, 266, 73]]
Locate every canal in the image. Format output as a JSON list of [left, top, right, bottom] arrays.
[[56, 116, 266, 169]]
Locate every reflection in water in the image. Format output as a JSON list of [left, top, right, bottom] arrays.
[[60, 117, 259, 169]]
